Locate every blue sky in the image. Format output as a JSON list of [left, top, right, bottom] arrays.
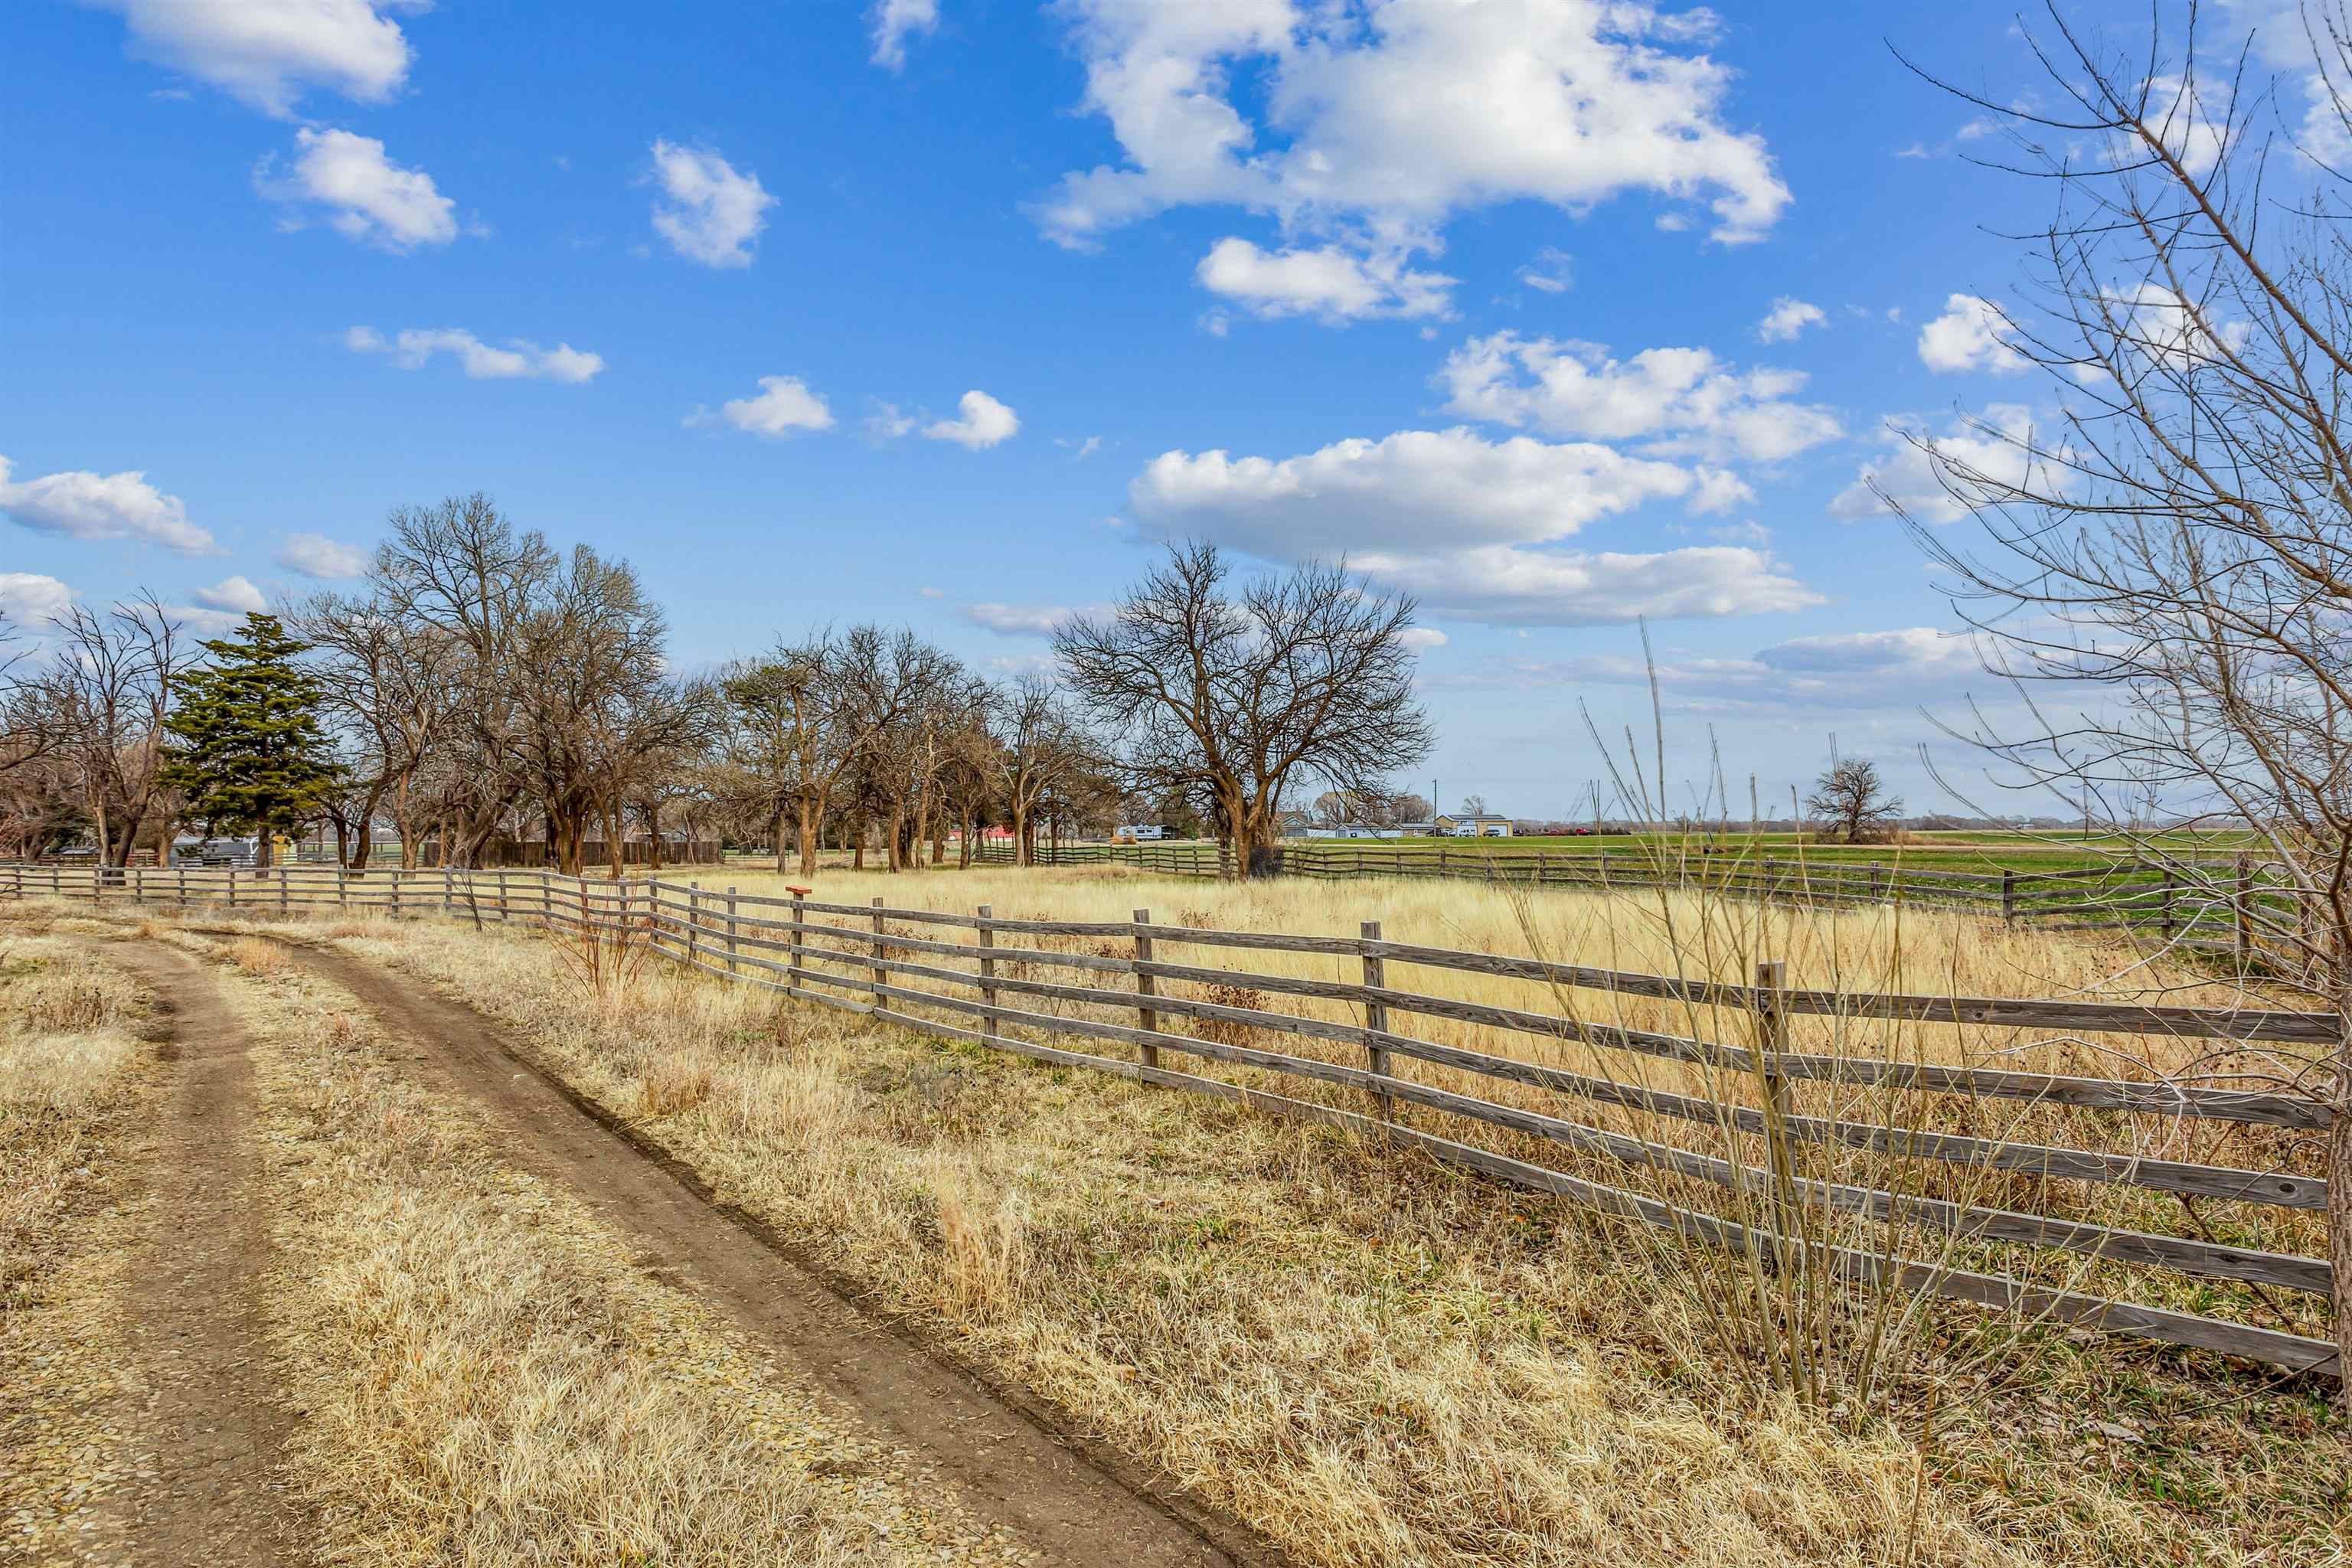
[[3, 1, 2272, 818]]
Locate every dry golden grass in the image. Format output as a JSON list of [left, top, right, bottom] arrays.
[[0, 932, 147, 1277], [295, 900, 2350, 1568], [211, 941, 978, 1567], [0, 916, 157, 1562]]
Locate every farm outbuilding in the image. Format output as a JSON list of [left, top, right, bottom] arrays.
[[1433, 814, 1514, 837]]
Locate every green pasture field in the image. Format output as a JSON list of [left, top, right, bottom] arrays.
[[1306, 831, 2256, 877], [720, 829, 2259, 882]]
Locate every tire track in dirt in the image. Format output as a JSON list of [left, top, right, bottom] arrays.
[[270, 936, 1284, 1568], [96, 942, 306, 1567]]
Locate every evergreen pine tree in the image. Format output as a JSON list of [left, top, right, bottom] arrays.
[[162, 612, 344, 869]]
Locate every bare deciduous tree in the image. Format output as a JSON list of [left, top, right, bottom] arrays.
[[719, 626, 952, 877], [289, 590, 460, 869], [35, 595, 192, 867], [1054, 542, 1434, 879], [371, 494, 557, 866], [993, 675, 1090, 866], [1898, 1, 2352, 1387], [1805, 758, 1903, 844]]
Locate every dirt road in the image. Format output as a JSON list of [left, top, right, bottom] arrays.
[[268, 937, 1279, 1568], [94, 943, 308, 1566]]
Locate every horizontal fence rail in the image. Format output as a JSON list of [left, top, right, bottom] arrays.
[[9, 859, 2340, 1377]]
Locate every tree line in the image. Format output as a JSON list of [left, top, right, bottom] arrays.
[[0, 503, 1436, 879]]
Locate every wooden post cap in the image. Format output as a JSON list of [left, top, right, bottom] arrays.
[[786, 884, 812, 897]]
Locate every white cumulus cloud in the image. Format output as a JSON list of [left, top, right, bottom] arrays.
[[701, 375, 835, 437], [260, 127, 457, 251], [93, 0, 415, 116], [0, 573, 75, 631], [1831, 406, 2068, 524], [1196, 237, 1454, 322], [649, 141, 776, 268], [1448, 626, 1980, 707], [1516, 247, 1573, 293], [871, 0, 939, 70], [1398, 626, 1449, 651], [1917, 293, 2030, 374], [962, 602, 1107, 636], [1036, 0, 1790, 266], [1130, 426, 1733, 560], [276, 533, 369, 579], [0, 456, 217, 554], [194, 575, 268, 614], [1351, 544, 1821, 628], [1124, 418, 1809, 627], [924, 390, 1020, 449], [1439, 332, 1841, 464], [1756, 296, 1826, 343], [345, 325, 604, 383]]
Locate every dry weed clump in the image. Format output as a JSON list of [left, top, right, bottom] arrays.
[[7, 959, 140, 1038], [635, 1048, 716, 1118], [705, 1046, 853, 1146], [226, 936, 290, 976], [1192, 982, 1266, 1047], [925, 1154, 1031, 1325]]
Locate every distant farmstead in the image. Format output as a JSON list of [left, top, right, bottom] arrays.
[[1434, 814, 1514, 838]]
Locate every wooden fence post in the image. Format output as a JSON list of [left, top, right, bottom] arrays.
[[726, 886, 739, 981], [1133, 908, 1159, 1070], [787, 887, 808, 995], [1362, 920, 1393, 1122], [869, 897, 887, 1012], [279, 865, 289, 915], [2234, 853, 2252, 969], [685, 882, 698, 966], [2001, 869, 2015, 924], [1753, 959, 1801, 1236], [2160, 870, 2177, 940], [976, 904, 999, 1040]]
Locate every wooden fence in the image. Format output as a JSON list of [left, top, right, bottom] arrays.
[[10, 860, 2339, 1379]]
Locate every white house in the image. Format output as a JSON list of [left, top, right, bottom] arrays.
[[1114, 824, 1168, 841], [1435, 813, 1514, 838]]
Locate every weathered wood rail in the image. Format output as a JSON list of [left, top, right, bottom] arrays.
[[11, 860, 2340, 1377]]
